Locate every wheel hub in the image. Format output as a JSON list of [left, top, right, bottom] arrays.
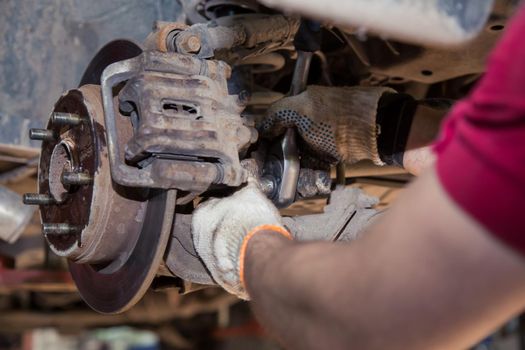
[[36, 85, 146, 265]]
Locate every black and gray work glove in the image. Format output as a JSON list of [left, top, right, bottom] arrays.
[[259, 85, 395, 165]]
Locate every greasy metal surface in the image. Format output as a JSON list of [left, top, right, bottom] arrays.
[[102, 50, 254, 191], [69, 189, 177, 314], [0, 0, 182, 153]]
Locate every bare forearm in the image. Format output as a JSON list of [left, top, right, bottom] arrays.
[[403, 146, 435, 175], [246, 233, 351, 349], [401, 103, 447, 175], [245, 170, 525, 350]]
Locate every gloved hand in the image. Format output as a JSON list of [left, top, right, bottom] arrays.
[[192, 179, 292, 300], [192, 178, 381, 300], [259, 85, 395, 165]]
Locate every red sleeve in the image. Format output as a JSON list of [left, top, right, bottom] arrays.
[[434, 5, 525, 254]]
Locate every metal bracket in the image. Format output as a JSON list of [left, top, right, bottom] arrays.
[[101, 55, 153, 188]]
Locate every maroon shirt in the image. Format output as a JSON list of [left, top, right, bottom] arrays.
[[434, 5, 525, 253]]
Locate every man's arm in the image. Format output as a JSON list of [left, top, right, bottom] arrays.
[[245, 168, 525, 350], [402, 102, 446, 175]]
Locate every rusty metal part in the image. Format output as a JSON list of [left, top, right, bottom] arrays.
[[22, 38, 183, 314], [163, 14, 299, 63], [25, 80, 172, 309], [69, 189, 177, 314], [215, 14, 299, 58], [176, 32, 202, 53], [165, 213, 215, 285], [37, 85, 146, 265], [101, 50, 253, 191], [143, 22, 190, 52], [62, 41, 176, 314], [47, 140, 75, 203]]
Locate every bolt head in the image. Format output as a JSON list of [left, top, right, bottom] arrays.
[[187, 36, 201, 52], [178, 34, 201, 53]]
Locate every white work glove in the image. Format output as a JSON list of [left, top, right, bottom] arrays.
[[259, 85, 395, 166], [192, 180, 292, 300]]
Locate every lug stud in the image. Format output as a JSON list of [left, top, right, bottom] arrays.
[[42, 223, 81, 235], [51, 112, 84, 126], [61, 171, 93, 186], [29, 129, 56, 141], [23, 193, 56, 205]]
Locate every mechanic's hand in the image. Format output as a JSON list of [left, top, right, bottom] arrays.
[[259, 85, 395, 165], [192, 179, 292, 300]]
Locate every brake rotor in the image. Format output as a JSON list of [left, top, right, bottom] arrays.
[[33, 41, 176, 313]]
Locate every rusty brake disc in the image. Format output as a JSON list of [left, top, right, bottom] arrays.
[[29, 41, 176, 314]]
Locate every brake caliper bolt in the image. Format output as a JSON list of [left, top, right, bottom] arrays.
[[177, 33, 201, 53]]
